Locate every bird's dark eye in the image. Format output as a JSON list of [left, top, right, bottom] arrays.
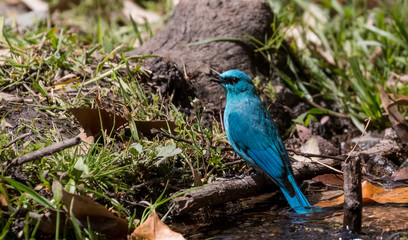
[[225, 77, 239, 84]]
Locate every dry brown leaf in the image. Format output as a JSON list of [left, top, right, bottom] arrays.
[[318, 190, 344, 201], [312, 174, 344, 186], [77, 130, 94, 145], [69, 108, 128, 137], [314, 194, 344, 208], [296, 124, 311, 142], [37, 209, 68, 234], [50, 74, 80, 90], [362, 180, 408, 203], [53, 181, 129, 238], [131, 211, 185, 240], [315, 180, 408, 207], [388, 98, 408, 109], [75, 130, 95, 154], [70, 107, 177, 139], [391, 168, 408, 181], [133, 120, 177, 138], [378, 84, 408, 142]]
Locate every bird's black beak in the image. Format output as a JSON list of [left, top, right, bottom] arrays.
[[211, 75, 224, 84]]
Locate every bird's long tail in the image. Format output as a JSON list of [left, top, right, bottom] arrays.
[[280, 173, 312, 214]]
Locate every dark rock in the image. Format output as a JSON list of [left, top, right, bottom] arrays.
[[363, 155, 398, 178]]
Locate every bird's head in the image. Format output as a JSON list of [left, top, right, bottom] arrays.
[[212, 70, 255, 94]]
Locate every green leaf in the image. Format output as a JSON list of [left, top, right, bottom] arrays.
[[350, 114, 365, 133], [307, 108, 329, 115], [129, 15, 143, 45], [364, 24, 408, 50], [52, 181, 62, 205], [0, 176, 56, 209], [157, 144, 182, 158], [74, 157, 89, 175], [129, 143, 143, 156]]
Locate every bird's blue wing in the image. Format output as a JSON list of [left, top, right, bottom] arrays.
[[226, 108, 292, 188]]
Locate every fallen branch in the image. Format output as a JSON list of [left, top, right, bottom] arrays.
[[7, 136, 81, 166], [170, 157, 341, 215]]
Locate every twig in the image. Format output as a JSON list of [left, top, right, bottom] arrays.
[[4, 132, 33, 148], [82, 62, 126, 86], [287, 148, 345, 161], [344, 117, 371, 162], [8, 136, 81, 166], [306, 98, 350, 118], [22, 83, 39, 98], [152, 129, 194, 144], [130, 178, 161, 191], [287, 148, 344, 173], [223, 159, 245, 166], [307, 158, 343, 174]]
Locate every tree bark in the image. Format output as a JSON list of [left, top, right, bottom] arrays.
[[342, 155, 364, 234], [127, 0, 274, 108]]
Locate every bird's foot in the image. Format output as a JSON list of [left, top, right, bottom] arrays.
[[234, 174, 249, 185]]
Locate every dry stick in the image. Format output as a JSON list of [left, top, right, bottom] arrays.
[[342, 117, 371, 234], [345, 117, 371, 162], [153, 129, 194, 145], [342, 155, 363, 234], [307, 158, 343, 174], [9, 136, 81, 166], [288, 151, 343, 173], [286, 149, 345, 161], [4, 132, 33, 148], [223, 159, 245, 166], [287, 149, 344, 173], [306, 99, 349, 119]]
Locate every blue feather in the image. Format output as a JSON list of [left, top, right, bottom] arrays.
[[215, 70, 316, 214]]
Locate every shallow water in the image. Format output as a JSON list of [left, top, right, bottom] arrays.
[[171, 203, 408, 240]]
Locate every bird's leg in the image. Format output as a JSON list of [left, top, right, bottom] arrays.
[[234, 167, 254, 184]]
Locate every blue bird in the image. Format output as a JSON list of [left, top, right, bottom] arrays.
[[213, 70, 312, 214]]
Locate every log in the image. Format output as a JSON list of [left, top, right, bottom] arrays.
[[170, 158, 342, 215]]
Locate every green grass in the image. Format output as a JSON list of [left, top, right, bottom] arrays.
[[263, 0, 408, 130], [0, 1, 229, 238]]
